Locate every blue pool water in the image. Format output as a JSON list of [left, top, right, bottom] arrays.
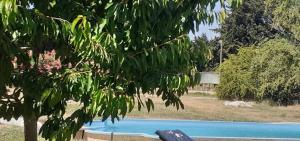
[[84, 119, 300, 140]]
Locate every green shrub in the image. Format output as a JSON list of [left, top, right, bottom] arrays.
[[217, 38, 300, 105], [252, 39, 300, 105], [217, 48, 257, 101]]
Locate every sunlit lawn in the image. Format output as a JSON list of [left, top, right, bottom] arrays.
[[64, 93, 300, 122], [124, 94, 300, 122], [0, 124, 24, 141], [0, 124, 47, 141]]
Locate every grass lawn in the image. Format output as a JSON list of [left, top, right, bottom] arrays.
[[125, 94, 300, 122], [0, 124, 24, 141], [0, 124, 47, 141], [62, 94, 300, 122], [67, 93, 300, 122]]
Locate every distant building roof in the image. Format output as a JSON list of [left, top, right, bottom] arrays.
[[200, 72, 220, 84]]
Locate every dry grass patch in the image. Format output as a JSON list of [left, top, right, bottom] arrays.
[[125, 95, 300, 122], [64, 95, 300, 122], [0, 124, 24, 141]]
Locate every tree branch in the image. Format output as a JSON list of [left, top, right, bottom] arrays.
[[129, 34, 187, 57]]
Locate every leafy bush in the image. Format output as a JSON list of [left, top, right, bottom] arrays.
[[217, 39, 300, 105], [253, 39, 300, 105], [217, 48, 257, 101]]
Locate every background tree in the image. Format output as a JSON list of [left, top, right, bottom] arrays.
[[217, 38, 300, 105], [199, 0, 300, 71], [192, 0, 272, 71], [192, 34, 222, 71], [252, 39, 300, 105], [192, 34, 213, 71], [219, 0, 277, 54], [216, 0, 300, 105], [202, 37, 221, 71], [0, 0, 241, 141], [265, 0, 300, 42]]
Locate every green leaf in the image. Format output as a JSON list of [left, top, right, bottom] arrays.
[[41, 89, 52, 101], [49, 92, 61, 107], [71, 15, 83, 32]]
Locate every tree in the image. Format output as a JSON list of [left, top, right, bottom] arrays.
[[219, 0, 277, 54], [203, 0, 299, 71], [0, 0, 241, 141], [217, 38, 300, 105], [192, 34, 223, 71], [192, 34, 212, 71], [202, 37, 221, 71], [252, 39, 300, 105], [193, 0, 275, 71], [265, 0, 300, 42]]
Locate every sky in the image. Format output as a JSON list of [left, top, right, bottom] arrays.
[[188, 22, 220, 40], [188, 2, 222, 40]]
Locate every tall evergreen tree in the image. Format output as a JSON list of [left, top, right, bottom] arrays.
[[201, 0, 300, 70], [220, 0, 277, 54]]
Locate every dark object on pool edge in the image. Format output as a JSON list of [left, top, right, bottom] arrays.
[[155, 129, 194, 141]]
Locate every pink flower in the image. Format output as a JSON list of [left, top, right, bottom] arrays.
[[37, 49, 62, 73]]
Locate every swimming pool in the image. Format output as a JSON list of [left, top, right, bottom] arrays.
[[84, 119, 300, 140]]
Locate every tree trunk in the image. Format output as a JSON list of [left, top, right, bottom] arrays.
[[24, 114, 38, 141], [23, 94, 38, 141]]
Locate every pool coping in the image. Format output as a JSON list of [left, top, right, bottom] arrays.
[[87, 118, 300, 125]]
